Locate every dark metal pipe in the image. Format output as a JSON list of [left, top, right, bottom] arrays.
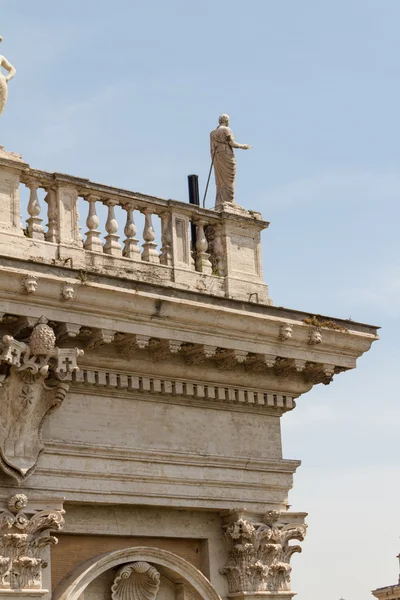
[[187, 174, 199, 249]]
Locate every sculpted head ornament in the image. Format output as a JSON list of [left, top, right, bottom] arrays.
[[21, 274, 38, 294], [218, 114, 230, 126], [61, 282, 76, 301], [308, 329, 322, 345], [279, 323, 293, 341]]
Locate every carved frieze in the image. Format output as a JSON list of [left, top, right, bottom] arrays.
[[111, 562, 160, 600], [0, 494, 64, 593], [0, 317, 83, 482], [220, 511, 307, 594]]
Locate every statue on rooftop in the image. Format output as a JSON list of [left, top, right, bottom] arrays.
[[0, 36, 16, 116], [210, 114, 251, 209]]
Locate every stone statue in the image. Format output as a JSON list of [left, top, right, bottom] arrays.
[[210, 114, 251, 209], [0, 36, 16, 116]]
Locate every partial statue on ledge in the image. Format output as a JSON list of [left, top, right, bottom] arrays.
[[0, 36, 16, 116], [210, 114, 251, 210]]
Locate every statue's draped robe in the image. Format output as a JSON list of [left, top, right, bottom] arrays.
[[0, 70, 8, 115], [210, 125, 236, 207]]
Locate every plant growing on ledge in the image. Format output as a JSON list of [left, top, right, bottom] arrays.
[[303, 315, 349, 332]]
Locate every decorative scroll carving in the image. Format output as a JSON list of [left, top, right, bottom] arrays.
[[273, 358, 293, 378], [0, 318, 83, 482], [114, 333, 151, 356], [182, 344, 217, 365], [214, 349, 248, 370], [111, 562, 160, 600], [149, 339, 182, 361], [220, 512, 307, 594], [0, 494, 64, 592], [55, 323, 82, 343], [85, 328, 116, 350], [303, 362, 335, 386], [293, 359, 306, 372], [245, 353, 276, 373]]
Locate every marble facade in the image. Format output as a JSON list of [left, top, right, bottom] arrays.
[[0, 147, 378, 600]]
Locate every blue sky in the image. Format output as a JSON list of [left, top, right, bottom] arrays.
[[2, 1, 400, 598]]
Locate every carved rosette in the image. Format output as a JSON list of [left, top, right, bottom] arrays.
[[111, 562, 160, 600], [220, 512, 307, 594], [0, 317, 83, 482], [0, 495, 64, 592]]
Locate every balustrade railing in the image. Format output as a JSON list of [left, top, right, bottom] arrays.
[[16, 169, 223, 276]]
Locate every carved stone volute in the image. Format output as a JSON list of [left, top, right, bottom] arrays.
[[0, 318, 83, 482], [220, 511, 306, 596]]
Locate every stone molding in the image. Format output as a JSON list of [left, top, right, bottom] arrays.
[[27, 441, 301, 512], [220, 511, 306, 596], [0, 494, 64, 596], [64, 368, 296, 413]]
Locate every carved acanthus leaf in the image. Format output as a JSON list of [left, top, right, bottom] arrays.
[[111, 562, 160, 600], [0, 495, 64, 592], [220, 514, 307, 594]]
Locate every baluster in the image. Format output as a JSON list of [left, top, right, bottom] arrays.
[[195, 219, 212, 274], [122, 204, 141, 260], [160, 211, 172, 266], [103, 199, 122, 256], [141, 209, 159, 263], [26, 181, 45, 240], [212, 223, 225, 276], [44, 188, 58, 243], [84, 195, 103, 252]]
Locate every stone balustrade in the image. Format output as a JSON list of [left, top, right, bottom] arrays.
[[0, 149, 271, 304]]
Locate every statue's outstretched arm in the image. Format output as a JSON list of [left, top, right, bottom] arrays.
[[2, 57, 16, 82], [227, 133, 251, 151]]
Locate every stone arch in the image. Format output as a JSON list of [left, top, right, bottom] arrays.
[[53, 546, 222, 600]]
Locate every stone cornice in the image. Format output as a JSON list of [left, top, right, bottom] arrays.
[[0, 265, 378, 371]]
